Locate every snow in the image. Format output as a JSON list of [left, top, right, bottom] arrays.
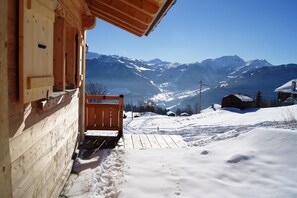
[[134, 66, 152, 72], [233, 94, 254, 102], [61, 105, 297, 198], [275, 79, 297, 94]]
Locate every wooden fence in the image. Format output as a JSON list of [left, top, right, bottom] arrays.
[[85, 95, 124, 134]]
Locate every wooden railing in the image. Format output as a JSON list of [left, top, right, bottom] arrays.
[[85, 95, 124, 135]]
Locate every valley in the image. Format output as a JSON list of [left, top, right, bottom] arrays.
[[86, 52, 297, 110]]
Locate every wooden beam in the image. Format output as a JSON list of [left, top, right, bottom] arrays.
[[145, 0, 175, 36], [97, 0, 154, 24], [82, 15, 96, 30], [120, 0, 160, 15], [0, 0, 13, 196], [55, 0, 82, 30], [90, 10, 143, 36], [87, 0, 150, 28], [90, 1, 150, 30], [85, 95, 123, 101]]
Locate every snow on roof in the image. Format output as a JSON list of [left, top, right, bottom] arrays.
[[275, 79, 297, 94], [232, 94, 254, 102]]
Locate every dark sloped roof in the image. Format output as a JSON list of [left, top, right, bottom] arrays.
[[224, 94, 254, 102]]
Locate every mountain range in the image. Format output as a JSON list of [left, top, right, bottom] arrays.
[[86, 52, 297, 110]]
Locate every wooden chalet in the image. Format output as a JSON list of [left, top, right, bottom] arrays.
[[221, 94, 254, 110], [0, 0, 176, 197], [275, 79, 297, 105]]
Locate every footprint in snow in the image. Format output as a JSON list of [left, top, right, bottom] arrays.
[[226, 154, 252, 163]]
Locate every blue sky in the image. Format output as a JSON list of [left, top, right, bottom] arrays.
[[87, 0, 297, 65]]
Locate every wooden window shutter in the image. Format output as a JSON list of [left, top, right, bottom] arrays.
[[66, 25, 76, 88], [19, 0, 55, 103]]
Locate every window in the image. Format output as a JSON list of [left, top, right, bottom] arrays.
[[19, 0, 85, 104], [53, 17, 82, 91]]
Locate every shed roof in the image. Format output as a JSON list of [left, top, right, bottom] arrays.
[[224, 94, 253, 102], [85, 0, 176, 37], [275, 79, 297, 95], [233, 94, 253, 102]]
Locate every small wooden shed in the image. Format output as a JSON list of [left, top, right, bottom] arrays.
[[221, 94, 254, 110]]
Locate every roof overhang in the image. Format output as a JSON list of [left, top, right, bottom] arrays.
[[85, 0, 176, 37]]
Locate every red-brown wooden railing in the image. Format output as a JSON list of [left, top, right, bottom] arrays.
[[85, 95, 124, 135]]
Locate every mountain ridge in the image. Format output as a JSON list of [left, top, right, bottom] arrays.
[[86, 52, 297, 110]]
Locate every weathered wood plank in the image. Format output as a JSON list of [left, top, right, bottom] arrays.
[[146, 134, 161, 148], [9, 97, 79, 162], [162, 135, 178, 148], [123, 134, 134, 149], [111, 106, 119, 128], [139, 134, 152, 149], [12, 120, 77, 197], [122, 134, 187, 149], [87, 106, 95, 128], [95, 107, 103, 128], [103, 107, 111, 128], [131, 134, 143, 149], [23, 125, 76, 197], [0, 0, 13, 196], [170, 135, 187, 148], [11, 113, 78, 189], [154, 134, 170, 148]]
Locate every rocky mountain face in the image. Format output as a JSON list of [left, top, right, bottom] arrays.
[[86, 52, 296, 110]]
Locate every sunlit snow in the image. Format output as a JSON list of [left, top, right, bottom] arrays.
[[62, 105, 297, 198]]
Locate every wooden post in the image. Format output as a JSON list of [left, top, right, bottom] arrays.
[[118, 94, 124, 137], [0, 0, 13, 196], [78, 31, 87, 141]]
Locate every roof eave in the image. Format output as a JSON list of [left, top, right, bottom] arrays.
[[145, 0, 176, 36]]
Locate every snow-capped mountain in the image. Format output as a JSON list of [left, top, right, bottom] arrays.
[[86, 52, 297, 109]]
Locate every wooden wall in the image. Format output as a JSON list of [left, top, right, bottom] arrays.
[[0, 0, 13, 197], [7, 0, 81, 197]]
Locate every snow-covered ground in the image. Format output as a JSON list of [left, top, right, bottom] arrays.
[[61, 105, 297, 198]]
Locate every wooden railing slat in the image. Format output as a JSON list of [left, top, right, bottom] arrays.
[[95, 106, 103, 128], [87, 107, 95, 129], [111, 106, 119, 128]]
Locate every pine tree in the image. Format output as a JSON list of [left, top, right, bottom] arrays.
[[255, 90, 262, 108], [176, 108, 182, 116]]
